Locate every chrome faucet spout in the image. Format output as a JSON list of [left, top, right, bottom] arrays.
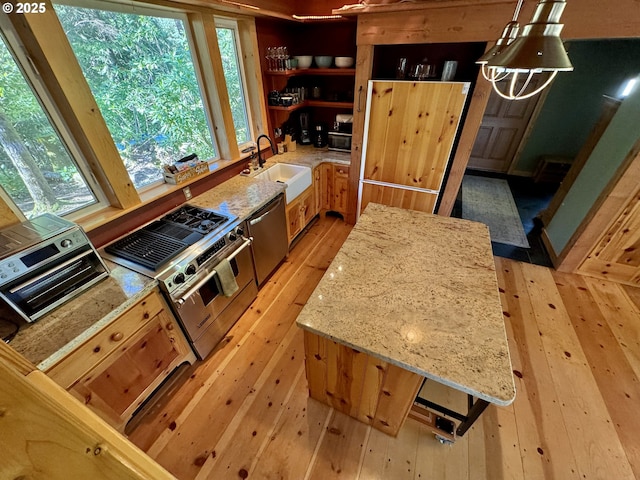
[[256, 134, 275, 168]]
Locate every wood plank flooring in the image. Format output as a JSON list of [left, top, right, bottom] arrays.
[[128, 214, 640, 480]]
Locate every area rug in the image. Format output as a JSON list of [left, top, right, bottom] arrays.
[[461, 176, 530, 248]]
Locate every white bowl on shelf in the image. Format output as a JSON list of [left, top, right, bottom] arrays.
[[314, 56, 333, 68], [335, 56, 354, 68], [294, 55, 313, 69]]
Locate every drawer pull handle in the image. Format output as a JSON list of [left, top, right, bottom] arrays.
[[111, 332, 124, 342]]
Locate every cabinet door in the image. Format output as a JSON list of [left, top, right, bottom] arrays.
[[320, 163, 332, 211], [362, 81, 468, 191], [333, 165, 350, 215], [313, 166, 321, 215], [300, 187, 316, 227], [286, 198, 303, 243], [69, 308, 193, 431]]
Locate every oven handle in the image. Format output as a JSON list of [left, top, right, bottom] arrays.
[[175, 237, 252, 305], [9, 249, 96, 294]]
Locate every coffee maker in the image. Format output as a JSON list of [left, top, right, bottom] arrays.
[[313, 124, 327, 148], [299, 112, 311, 145]]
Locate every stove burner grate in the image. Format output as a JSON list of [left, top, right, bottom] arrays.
[[104, 230, 189, 270]]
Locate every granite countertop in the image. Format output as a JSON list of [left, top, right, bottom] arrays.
[[275, 145, 351, 168], [295, 203, 516, 406], [9, 263, 156, 369], [9, 147, 350, 370]]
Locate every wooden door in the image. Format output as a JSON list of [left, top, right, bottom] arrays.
[[468, 84, 541, 173], [359, 80, 468, 215]]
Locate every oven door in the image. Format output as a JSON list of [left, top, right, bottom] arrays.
[[173, 239, 257, 359], [0, 246, 109, 322]]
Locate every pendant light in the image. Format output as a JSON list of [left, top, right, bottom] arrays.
[[478, 0, 573, 101]]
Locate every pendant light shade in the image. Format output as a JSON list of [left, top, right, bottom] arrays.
[[479, 0, 573, 100]]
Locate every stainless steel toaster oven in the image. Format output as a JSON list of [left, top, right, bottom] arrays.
[[0, 213, 109, 323]]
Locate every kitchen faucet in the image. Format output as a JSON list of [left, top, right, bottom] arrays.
[[256, 134, 275, 168]]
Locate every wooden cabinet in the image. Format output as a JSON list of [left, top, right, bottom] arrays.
[[358, 80, 469, 216], [45, 288, 195, 431], [286, 184, 316, 244], [319, 163, 350, 217]]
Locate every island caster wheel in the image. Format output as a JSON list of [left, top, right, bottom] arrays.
[[435, 434, 454, 445]]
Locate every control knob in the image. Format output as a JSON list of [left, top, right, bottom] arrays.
[[185, 264, 196, 276], [174, 273, 185, 284], [235, 226, 244, 237], [60, 239, 73, 248]]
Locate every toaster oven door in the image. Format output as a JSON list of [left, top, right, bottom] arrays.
[[0, 246, 109, 322]]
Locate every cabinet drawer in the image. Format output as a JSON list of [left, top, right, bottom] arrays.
[[45, 290, 164, 389]]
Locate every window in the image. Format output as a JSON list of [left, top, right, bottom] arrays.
[[0, 35, 100, 219], [216, 19, 252, 147], [54, 4, 218, 190]]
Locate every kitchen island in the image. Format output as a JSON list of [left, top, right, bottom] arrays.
[[296, 203, 515, 437]]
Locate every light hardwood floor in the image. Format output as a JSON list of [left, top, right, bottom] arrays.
[[128, 214, 640, 480]]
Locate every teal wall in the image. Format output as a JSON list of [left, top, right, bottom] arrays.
[[514, 39, 640, 174], [545, 77, 640, 255]]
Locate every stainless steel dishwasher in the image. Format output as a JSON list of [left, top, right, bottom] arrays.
[[247, 193, 288, 286]]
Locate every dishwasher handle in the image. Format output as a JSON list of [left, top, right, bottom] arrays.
[[249, 195, 284, 226]]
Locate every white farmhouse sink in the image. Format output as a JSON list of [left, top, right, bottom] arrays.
[[256, 163, 312, 204]]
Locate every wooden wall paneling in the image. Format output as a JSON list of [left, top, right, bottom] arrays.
[[360, 182, 437, 214], [351, 1, 640, 45], [557, 138, 640, 275], [346, 43, 374, 224], [540, 96, 622, 226], [8, 4, 140, 210]]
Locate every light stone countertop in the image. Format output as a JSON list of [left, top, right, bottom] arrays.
[[274, 144, 351, 168], [9, 263, 157, 369], [295, 203, 516, 406], [8, 147, 349, 370], [189, 173, 286, 219]]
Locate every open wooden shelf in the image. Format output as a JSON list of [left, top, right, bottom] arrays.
[[265, 68, 356, 77], [268, 100, 353, 112]]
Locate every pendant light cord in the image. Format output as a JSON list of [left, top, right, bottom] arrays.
[[512, 0, 525, 22]]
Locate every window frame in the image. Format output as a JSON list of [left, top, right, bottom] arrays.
[[214, 16, 255, 150], [0, 0, 269, 230], [0, 20, 108, 222], [53, 0, 223, 192]]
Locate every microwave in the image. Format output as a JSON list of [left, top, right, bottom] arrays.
[[0, 213, 109, 323], [327, 131, 352, 153]]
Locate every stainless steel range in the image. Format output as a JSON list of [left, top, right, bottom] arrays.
[[101, 204, 257, 359]]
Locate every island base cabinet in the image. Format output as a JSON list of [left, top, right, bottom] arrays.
[[303, 330, 423, 437]]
